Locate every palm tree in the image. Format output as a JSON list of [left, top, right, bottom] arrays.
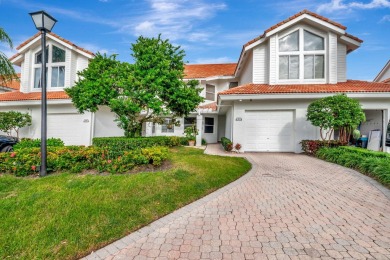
[[0, 27, 17, 85]]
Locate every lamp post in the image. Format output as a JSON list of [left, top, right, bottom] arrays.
[[29, 11, 57, 177]]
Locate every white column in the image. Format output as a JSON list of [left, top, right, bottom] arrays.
[[196, 114, 203, 147], [144, 122, 153, 137]]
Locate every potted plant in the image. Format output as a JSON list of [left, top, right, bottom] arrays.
[[184, 124, 198, 146]]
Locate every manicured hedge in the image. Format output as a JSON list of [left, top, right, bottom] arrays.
[[316, 146, 390, 186], [221, 137, 233, 151], [0, 146, 168, 176], [300, 139, 347, 156], [13, 138, 65, 150], [93, 136, 187, 156]]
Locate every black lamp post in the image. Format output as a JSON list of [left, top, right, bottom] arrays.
[[29, 11, 57, 177]]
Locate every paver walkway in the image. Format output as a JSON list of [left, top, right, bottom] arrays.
[[85, 145, 390, 259]]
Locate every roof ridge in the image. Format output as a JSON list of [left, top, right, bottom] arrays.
[[243, 9, 362, 48], [11, 32, 94, 62]]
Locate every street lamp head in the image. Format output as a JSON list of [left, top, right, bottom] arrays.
[[29, 10, 57, 32]]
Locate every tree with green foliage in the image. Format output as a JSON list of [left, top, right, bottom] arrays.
[[66, 35, 203, 137], [0, 27, 17, 85], [306, 94, 366, 142], [0, 111, 32, 138]]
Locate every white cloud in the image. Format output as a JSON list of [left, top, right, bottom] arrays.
[[380, 14, 390, 22], [194, 56, 234, 64], [317, 0, 390, 13], [130, 0, 226, 41], [317, 0, 348, 12], [350, 0, 390, 9]]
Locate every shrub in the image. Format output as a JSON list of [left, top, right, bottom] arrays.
[[221, 137, 233, 151], [316, 146, 390, 186], [202, 138, 207, 145], [13, 138, 65, 150], [235, 143, 242, 152], [300, 140, 346, 156], [0, 146, 169, 176], [93, 136, 186, 157]]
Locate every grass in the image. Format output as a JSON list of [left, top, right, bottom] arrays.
[[0, 147, 251, 260]]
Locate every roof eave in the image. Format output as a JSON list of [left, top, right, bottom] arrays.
[[219, 92, 390, 101]]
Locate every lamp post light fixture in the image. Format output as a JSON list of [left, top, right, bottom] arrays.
[[29, 10, 57, 177]]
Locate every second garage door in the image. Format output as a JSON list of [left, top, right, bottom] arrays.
[[47, 113, 91, 145], [245, 111, 294, 152]]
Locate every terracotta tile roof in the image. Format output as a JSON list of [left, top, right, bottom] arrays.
[[0, 91, 69, 101], [198, 102, 217, 111], [219, 80, 390, 95], [0, 73, 21, 90], [382, 78, 390, 84], [244, 9, 362, 48], [184, 63, 237, 79], [10, 32, 94, 61]]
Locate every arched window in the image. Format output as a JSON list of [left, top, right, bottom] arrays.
[[33, 44, 66, 89], [278, 29, 325, 81]]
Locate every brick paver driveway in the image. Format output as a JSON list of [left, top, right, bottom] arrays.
[[86, 153, 390, 260]]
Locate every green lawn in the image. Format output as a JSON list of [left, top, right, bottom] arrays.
[[0, 147, 251, 260]]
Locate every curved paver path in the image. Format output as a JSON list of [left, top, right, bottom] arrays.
[[85, 147, 390, 260]]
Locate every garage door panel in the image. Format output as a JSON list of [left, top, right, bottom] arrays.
[[47, 114, 91, 145], [245, 111, 294, 152]]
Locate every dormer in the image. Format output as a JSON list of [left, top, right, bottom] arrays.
[[235, 10, 363, 85], [10, 32, 94, 93]]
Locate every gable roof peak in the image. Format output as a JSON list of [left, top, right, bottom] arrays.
[[10, 32, 94, 63]]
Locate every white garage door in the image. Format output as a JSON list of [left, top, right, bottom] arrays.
[[47, 113, 91, 145], [245, 111, 294, 152]]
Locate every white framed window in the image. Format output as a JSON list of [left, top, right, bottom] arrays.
[[184, 117, 196, 130], [205, 84, 215, 101], [278, 28, 325, 82], [204, 117, 214, 134], [161, 118, 174, 133], [33, 44, 66, 89]]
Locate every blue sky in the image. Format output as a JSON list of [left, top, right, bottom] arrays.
[[0, 0, 389, 80]]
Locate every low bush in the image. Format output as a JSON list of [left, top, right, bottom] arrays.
[[316, 146, 390, 186], [13, 137, 65, 150], [221, 137, 233, 151], [93, 136, 186, 157], [0, 146, 169, 176], [300, 139, 347, 156]]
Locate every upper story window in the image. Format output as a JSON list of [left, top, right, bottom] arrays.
[[33, 44, 66, 89], [278, 29, 325, 81], [205, 84, 215, 101]]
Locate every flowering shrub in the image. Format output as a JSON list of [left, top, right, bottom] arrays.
[[300, 140, 346, 156], [221, 137, 233, 151], [0, 146, 169, 176]]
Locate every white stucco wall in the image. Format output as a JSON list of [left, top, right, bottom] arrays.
[[93, 106, 124, 138]]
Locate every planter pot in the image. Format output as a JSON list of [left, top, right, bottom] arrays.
[[188, 140, 195, 146]]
